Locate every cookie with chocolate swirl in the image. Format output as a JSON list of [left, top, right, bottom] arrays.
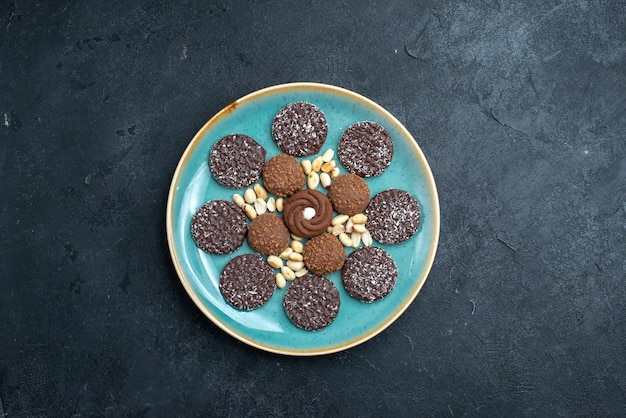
[[283, 189, 333, 238]]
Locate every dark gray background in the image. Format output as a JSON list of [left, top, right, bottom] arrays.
[[1, 0, 625, 416]]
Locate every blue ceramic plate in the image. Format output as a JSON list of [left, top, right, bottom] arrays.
[[166, 83, 440, 356]]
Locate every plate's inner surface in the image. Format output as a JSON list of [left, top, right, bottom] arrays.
[[167, 84, 439, 355]]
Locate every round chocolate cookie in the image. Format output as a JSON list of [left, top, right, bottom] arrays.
[[283, 274, 340, 331], [190, 200, 247, 255], [365, 189, 420, 245], [327, 174, 370, 216], [303, 234, 346, 276], [338, 121, 393, 177], [220, 254, 275, 310], [209, 134, 266, 188], [247, 213, 290, 256], [272, 102, 328, 157], [342, 246, 398, 302], [283, 190, 333, 238], [262, 153, 305, 197]]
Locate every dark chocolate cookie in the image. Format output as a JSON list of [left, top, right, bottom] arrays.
[[220, 254, 275, 310], [247, 213, 291, 256], [283, 189, 333, 238], [190, 200, 247, 255], [338, 121, 393, 177], [209, 134, 266, 189], [365, 189, 420, 244], [272, 102, 328, 157], [342, 247, 398, 302], [283, 274, 340, 331]]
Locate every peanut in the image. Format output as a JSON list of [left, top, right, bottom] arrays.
[[242, 204, 257, 220], [243, 188, 256, 204], [301, 159, 312, 175], [294, 268, 309, 278], [290, 240, 304, 253], [267, 255, 283, 269], [321, 149, 334, 162], [254, 198, 267, 215], [288, 252, 303, 262], [286, 260, 304, 271], [321, 160, 335, 173], [320, 172, 331, 188], [332, 214, 349, 225], [345, 217, 354, 233], [351, 213, 368, 224], [311, 156, 323, 172], [266, 197, 276, 212], [331, 224, 344, 236], [275, 273, 286, 289], [279, 247, 293, 259], [281, 266, 296, 281], [275, 198, 284, 212], [307, 172, 320, 189], [253, 183, 268, 200], [232, 193, 245, 207], [361, 230, 373, 247], [338, 232, 352, 247]]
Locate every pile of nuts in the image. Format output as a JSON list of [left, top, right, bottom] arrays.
[[301, 148, 340, 190], [232, 183, 283, 221], [326, 213, 373, 249], [268, 235, 308, 289], [230, 148, 373, 289]]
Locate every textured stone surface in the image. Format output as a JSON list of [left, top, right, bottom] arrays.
[[0, 0, 624, 416]]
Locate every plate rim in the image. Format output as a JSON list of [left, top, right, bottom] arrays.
[[166, 82, 440, 356]]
